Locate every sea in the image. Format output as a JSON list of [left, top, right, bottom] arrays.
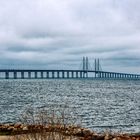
[[0, 79, 140, 133]]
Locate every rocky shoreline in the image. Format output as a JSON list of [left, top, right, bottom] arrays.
[[0, 123, 140, 140]]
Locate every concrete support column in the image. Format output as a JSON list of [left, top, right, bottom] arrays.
[[62, 71, 65, 78], [41, 72, 43, 79], [14, 72, 17, 79], [21, 72, 24, 79], [46, 71, 49, 78], [71, 71, 74, 78], [57, 71, 60, 78], [52, 71, 54, 78], [105, 73, 107, 78], [98, 72, 101, 78], [104, 73, 107, 78], [118, 74, 120, 78], [102, 72, 105, 78], [35, 72, 37, 79], [106, 73, 108, 78], [5, 72, 9, 79], [114, 73, 117, 78], [80, 71, 83, 78], [100, 72, 102, 78], [95, 72, 97, 78], [111, 73, 113, 78], [126, 75, 128, 79], [86, 72, 88, 78], [84, 72, 87, 78], [108, 73, 110, 78], [28, 72, 31, 79], [76, 72, 78, 78], [67, 71, 69, 78]]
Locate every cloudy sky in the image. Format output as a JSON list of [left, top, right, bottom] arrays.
[[0, 0, 140, 73]]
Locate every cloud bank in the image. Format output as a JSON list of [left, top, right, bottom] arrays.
[[0, 0, 140, 73]]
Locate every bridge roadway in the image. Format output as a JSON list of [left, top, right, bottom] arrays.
[[0, 69, 140, 79]]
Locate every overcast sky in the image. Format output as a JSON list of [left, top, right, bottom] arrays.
[[0, 0, 140, 73]]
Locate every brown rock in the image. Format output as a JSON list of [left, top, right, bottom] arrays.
[[22, 126, 28, 131], [82, 129, 91, 136], [14, 123, 21, 129], [7, 126, 14, 131], [104, 133, 112, 140]]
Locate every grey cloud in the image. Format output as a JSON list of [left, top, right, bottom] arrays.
[[0, 0, 140, 73]]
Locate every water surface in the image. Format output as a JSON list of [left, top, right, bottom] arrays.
[[0, 79, 140, 133]]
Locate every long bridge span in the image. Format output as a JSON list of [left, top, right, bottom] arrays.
[[0, 57, 140, 79]]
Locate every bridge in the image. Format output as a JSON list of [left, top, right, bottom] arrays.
[[0, 57, 140, 79]]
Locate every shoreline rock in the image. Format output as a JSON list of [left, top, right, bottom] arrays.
[[0, 123, 140, 140]]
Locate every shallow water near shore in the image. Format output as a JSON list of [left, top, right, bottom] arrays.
[[0, 79, 140, 133]]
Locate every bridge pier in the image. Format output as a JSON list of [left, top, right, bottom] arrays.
[[111, 73, 113, 78], [14, 72, 17, 79], [41, 72, 43, 79], [62, 71, 65, 78], [35, 72, 37, 79], [107, 73, 109, 78], [97, 72, 100, 78], [80, 72, 82, 78], [46, 71, 49, 78], [124, 74, 126, 78], [5, 72, 9, 79], [114, 73, 116, 78], [57, 71, 60, 78], [52, 71, 54, 78], [76, 72, 78, 78], [21, 72, 24, 79], [103, 72, 105, 78], [66, 71, 69, 78], [28, 72, 31, 79], [104, 73, 106, 78], [106, 73, 108, 78], [71, 71, 74, 78]]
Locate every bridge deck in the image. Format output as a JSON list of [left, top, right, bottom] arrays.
[[0, 69, 139, 79]]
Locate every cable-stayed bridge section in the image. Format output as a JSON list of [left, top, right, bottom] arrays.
[[0, 57, 140, 79]]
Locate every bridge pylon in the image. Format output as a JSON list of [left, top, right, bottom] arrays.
[[94, 58, 101, 78], [82, 56, 89, 77]]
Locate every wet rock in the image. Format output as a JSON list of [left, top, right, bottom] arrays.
[[14, 123, 21, 129], [112, 138, 117, 140], [7, 126, 14, 131], [82, 128, 91, 136], [104, 133, 112, 140], [22, 126, 28, 131]]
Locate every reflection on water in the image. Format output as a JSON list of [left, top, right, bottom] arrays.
[[0, 79, 140, 133]]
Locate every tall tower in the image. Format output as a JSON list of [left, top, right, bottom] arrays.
[[95, 58, 100, 72], [83, 57, 86, 71], [86, 57, 88, 71], [97, 58, 100, 71], [82, 56, 89, 71]]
